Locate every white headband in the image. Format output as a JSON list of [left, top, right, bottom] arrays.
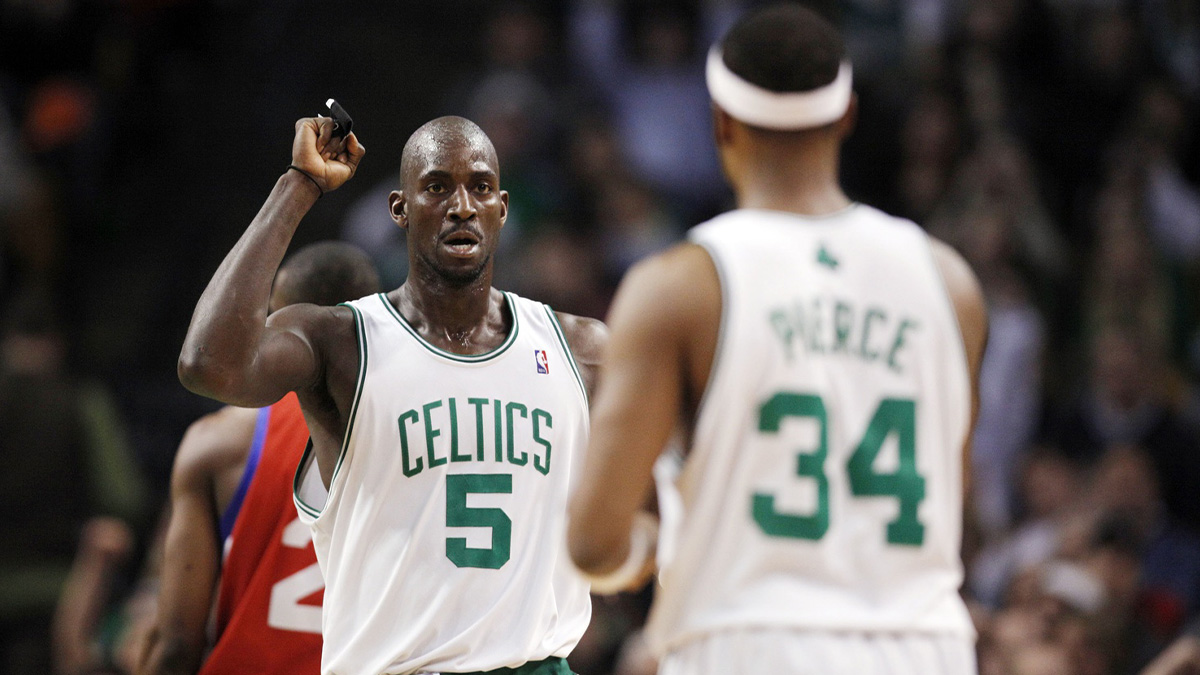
[[706, 47, 853, 130]]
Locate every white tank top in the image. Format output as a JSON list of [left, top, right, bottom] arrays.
[[294, 292, 591, 675], [646, 206, 974, 655]]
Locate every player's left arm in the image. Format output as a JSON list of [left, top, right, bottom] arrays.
[[567, 243, 720, 589], [52, 517, 135, 675], [138, 413, 242, 675], [929, 238, 988, 496], [553, 312, 609, 401]]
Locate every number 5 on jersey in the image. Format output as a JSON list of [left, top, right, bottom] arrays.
[[753, 392, 926, 546], [446, 474, 512, 569]]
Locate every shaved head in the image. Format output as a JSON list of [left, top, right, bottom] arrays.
[[270, 241, 381, 312], [390, 115, 509, 289], [400, 116, 499, 188]]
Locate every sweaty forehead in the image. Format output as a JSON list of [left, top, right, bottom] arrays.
[[401, 121, 498, 186]]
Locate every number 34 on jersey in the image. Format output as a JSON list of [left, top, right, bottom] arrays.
[[753, 392, 926, 547]]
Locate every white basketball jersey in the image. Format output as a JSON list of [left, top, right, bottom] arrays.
[[293, 292, 591, 675], [646, 206, 975, 656]]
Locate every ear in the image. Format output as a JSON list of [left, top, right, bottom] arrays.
[[498, 190, 509, 229], [834, 94, 858, 140], [711, 104, 741, 190], [388, 190, 407, 229]]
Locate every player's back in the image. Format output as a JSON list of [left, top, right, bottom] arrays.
[[647, 205, 974, 653], [201, 392, 322, 674]]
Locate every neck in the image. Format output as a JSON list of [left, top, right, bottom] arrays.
[[394, 264, 505, 352], [730, 130, 851, 216]]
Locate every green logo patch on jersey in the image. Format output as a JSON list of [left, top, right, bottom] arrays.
[[817, 244, 839, 270]]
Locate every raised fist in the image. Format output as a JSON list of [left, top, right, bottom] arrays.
[[290, 116, 366, 193]]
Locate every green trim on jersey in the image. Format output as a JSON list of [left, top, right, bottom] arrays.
[[377, 292, 520, 363], [459, 656, 575, 675], [293, 442, 320, 518], [542, 307, 589, 407], [293, 302, 368, 518]]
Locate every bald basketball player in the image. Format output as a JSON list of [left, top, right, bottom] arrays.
[[179, 115, 603, 675], [568, 5, 987, 673], [141, 242, 380, 675]]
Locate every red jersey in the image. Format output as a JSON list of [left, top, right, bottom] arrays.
[[200, 393, 323, 674]]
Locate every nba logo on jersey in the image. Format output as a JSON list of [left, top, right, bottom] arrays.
[[535, 350, 549, 374]]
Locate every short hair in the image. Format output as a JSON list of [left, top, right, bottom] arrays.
[[719, 4, 845, 94], [277, 241, 381, 307]]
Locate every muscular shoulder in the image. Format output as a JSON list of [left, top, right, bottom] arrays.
[[606, 243, 721, 404], [613, 242, 720, 341], [928, 238, 982, 302], [628, 242, 715, 288], [266, 303, 359, 349], [927, 237, 988, 376], [554, 312, 608, 399], [171, 405, 259, 493], [267, 303, 360, 381], [554, 313, 608, 369]]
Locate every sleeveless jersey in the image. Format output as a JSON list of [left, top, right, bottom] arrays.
[[202, 392, 323, 675], [646, 206, 974, 655], [294, 292, 591, 675]]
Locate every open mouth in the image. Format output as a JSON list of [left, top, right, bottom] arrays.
[[441, 230, 481, 256]]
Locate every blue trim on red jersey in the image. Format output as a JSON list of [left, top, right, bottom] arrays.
[[219, 406, 270, 543]]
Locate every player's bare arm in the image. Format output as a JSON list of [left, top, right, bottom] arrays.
[[138, 407, 257, 675], [929, 238, 989, 493], [177, 117, 365, 409], [54, 517, 135, 675], [554, 312, 608, 400], [1140, 633, 1200, 675], [567, 243, 720, 583]]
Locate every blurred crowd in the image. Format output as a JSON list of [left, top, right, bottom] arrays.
[[1, 0, 1198, 673]]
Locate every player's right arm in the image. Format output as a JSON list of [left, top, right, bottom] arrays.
[[568, 243, 720, 586], [138, 409, 250, 675], [177, 118, 365, 407]]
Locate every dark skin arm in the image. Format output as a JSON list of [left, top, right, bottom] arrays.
[[178, 118, 364, 485], [1141, 634, 1200, 675], [137, 406, 257, 675], [559, 309, 671, 591], [554, 312, 608, 401], [178, 117, 363, 407], [928, 238, 989, 494], [567, 238, 987, 581], [53, 518, 134, 675], [567, 244, 719, 578]]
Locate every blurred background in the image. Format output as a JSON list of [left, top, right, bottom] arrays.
[[1, 0, 1198, 673]]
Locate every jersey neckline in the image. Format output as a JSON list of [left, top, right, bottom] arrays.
[[375, 291, 520, 363], [733, 202, 862, 222]]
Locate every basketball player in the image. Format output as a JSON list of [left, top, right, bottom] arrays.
[[178, 115, 603, 675], [567, 4, 987, 673], [140, 242, 381, 675]]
